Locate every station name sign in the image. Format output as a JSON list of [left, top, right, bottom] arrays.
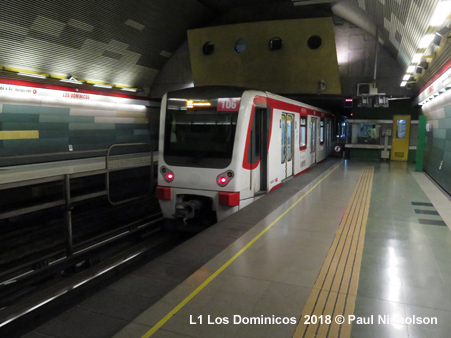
[[0, 82, 149, 106]]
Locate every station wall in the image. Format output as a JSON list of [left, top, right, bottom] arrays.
[[0, 99, 159, 166], [347, 100, 419, 162], [421, 95, 451, 195], [187, 18, 342, 95]]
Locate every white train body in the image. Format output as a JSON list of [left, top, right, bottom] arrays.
[[156, 87, 333, 226]]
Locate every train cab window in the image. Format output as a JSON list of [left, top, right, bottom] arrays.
[[320, 120, 325, 144], [300, 116, 307, 150], [164, 99, 238, 168]]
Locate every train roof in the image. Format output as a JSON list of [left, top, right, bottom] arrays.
[[166, 86, 332, 115], [167, 86, 247, 99]]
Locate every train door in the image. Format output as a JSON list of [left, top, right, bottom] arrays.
[[310, 117, 318, 164], [256, 108, 270, 192], [281, 113, 294, 179], [326, 120, 331, 154]]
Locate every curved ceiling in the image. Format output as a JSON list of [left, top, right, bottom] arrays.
[[0, 0, 447, 98]]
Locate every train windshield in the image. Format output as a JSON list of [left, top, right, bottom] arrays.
[[164, 97, 239, 168]]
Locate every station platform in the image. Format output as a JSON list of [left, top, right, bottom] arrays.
[[22, 159, 451, 338]]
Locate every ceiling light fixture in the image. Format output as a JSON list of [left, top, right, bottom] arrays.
[[411, 53, 423, 63], [419, 34, 435, 48], [400, 81, 407, 87], [17, 72, 46, 79], [430, 0, 451, 26], [120, 88, 137, 92], [60, 76, 83, 84], [407, 65, 416, 73], [93, 84, 113, 89]]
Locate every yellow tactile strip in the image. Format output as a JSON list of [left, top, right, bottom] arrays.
[[293, 166, 374, 338]]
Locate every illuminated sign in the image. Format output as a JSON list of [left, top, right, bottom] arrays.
[[186, 100, 212, 108], [0, 82, 149, 106]]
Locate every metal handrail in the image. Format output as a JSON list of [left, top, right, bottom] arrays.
[[105, 143, 155, 206]]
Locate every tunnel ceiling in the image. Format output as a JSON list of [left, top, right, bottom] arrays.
[[0, 0, 446, 99]]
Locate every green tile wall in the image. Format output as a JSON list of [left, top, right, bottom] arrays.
[[424, 104, 451, 195], [0, 103, 159, 166]]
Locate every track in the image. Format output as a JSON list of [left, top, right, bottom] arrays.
[[0, 210, 178, 337]]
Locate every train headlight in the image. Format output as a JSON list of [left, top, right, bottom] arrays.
[[161, 166, 174, 183], [217, 170, 234, 187]]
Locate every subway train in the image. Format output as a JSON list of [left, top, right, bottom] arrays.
[[156, 86, 334, 228]]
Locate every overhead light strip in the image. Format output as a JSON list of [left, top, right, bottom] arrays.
[[17, 72, 47, 79], [401, 0, 451, 87]]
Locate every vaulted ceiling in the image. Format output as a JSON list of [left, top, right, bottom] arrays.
[[0, 0, 448, 100]]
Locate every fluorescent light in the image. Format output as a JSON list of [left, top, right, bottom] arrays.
[[121, 88, 137, 92], [419, 34, 435, 48], [412, 53, 423, 63], [403, 75, 411, 81], [60, 76, 83, 84], [407, 66, 416, 73], [17, 72, 46, 79], [93, 84, 112, 89], [430, 1, 451, 26], [400, 81, 407, 87]]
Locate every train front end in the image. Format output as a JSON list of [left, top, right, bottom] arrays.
[[156, 87, 247, 229]]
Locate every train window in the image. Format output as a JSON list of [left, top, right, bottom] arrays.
[[320, 120, 324, 144], [164, 109, 238, 169], [281, 115, 286, 164], [300, 116, 307, 149], [247, 111, 261, 165]]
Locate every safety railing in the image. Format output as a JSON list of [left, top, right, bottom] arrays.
[[0, 143, 158, 282], [105, 143, 155, 205]]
